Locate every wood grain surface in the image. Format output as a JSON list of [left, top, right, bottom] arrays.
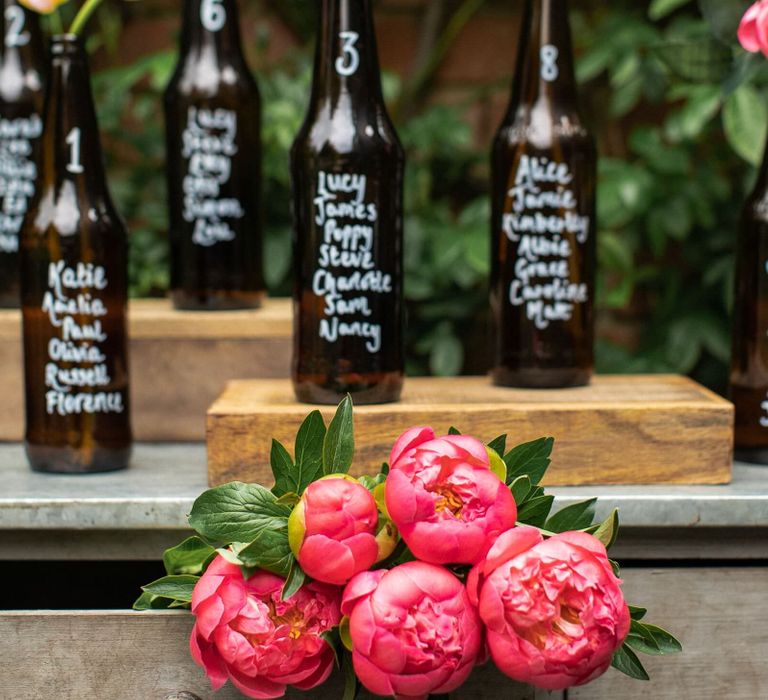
[[0, 299, 292, 442], [1, 568, 763, 699], [207, 375, 734, 486]]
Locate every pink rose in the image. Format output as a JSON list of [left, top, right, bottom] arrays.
[[468, 527, 630, 691], [17, 0, 70, 13], [190, 555, 342, 699], [289, 476, 395, 585], [342, 561, 483, 700], [739, 1, 768, 55], [384, 427, 517, 565]]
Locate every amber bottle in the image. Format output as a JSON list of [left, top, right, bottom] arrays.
[[491, 0, 597, 388], [20, 35, 132, 473], [730, 146, 768, 463], [291, 0, 405, 405], [165, 0, 264, 310], [0, 0, 45, 307]]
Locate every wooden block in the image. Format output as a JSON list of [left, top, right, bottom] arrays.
[[0, 298, 292, 443], [0, 610, 556, 700], [207, 375, 733, 486]]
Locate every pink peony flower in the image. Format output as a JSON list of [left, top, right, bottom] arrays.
[[189, 555, 342, 699], [18, 0, 70, 14], [467, 527, 630, 691], [739, 1, 768, 55], [342, 561, 483, 700], [384, 427, 517, 565], [288, 476, 395, 585]]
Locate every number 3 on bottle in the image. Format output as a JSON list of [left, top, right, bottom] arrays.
[[336, 31, 360, 77], [4, 5, 30, 49], [66, 128, 84, 175], [540, 44, 559, 82], [200, 0, 226, 33]]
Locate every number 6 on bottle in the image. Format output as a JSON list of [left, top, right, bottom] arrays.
[[201, 0, 226, 32]]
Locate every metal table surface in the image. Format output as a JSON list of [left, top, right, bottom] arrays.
[[0, 443, 766, 560]]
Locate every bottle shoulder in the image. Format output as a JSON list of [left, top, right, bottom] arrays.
[[166, 54, 258, 102], [0, 63, 44, 106], [494, 109, 595, 154], [292, 110, 403, 163]]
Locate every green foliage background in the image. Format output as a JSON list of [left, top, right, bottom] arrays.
[[80, 0, 765, 390]]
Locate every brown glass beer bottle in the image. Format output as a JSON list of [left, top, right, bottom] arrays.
[[0, 0, 45, 307], [730, 148, 768, 463], [20, 35, 132, 473], [491, 0, 597, 388], [290, 0, 405, 405], [165, 0, 265, 310]]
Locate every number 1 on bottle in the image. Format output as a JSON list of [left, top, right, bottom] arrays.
[[66, 128, 84, 174]]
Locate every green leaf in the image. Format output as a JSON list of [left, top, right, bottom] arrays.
[[509, 475, 532, 505], [448, 426, 461, 435], [648, 0, 690, 20], [237, 524, 294, 578], [162, 536, 216, 576], [629, 621, 683, 655], [516, 494, 555, 528], [141, 575, 199, 604], [504, 437, 554, 486], [358, 473, 387, 492], [189, 482, 292, 545], [723, 85, 768, 166], [281, 560, 306, 601], [270, 439, 295, 496], [609, 558, 621, 577], [323, 396, 355, 475], [342, 651, 359, 700], [293, 410, 327, 493], [612, 643, 650, 681], [629, 605, 648, 621], [593, 508, 620, 549], [133, 591, 174, 611], [545, 498, 598, 533], [487, 434, 507, 456]]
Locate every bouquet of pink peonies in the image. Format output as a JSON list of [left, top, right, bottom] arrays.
[[136, 398, 681, 699]]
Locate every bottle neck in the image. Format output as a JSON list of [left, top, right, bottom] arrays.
[[41, 35, 109, 199], [308, 0, 385, 115], [0, 0, 46, 98], [180, 0, 246, 62], [512, 0, 579, 113]]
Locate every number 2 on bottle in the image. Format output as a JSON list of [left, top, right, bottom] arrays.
[[4, 5, 30, 49], [200, 0, 226, 33], [540, 44, 559, 82], [336, 31, 360, 77], [66, 128, 84, 174]]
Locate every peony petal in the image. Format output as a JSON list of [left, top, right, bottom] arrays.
[[300, 534, 357, 585], [739, 3, 763, 52], [194, 595, 226, 642], [482, 526, 542, 575], [228, 668, 287, 699], [189, 627, 228, 690], [390, 427, 435, 468], [342, 569, 386, 616], [292, 646, 336, 690], [353, 652, 397, 696]]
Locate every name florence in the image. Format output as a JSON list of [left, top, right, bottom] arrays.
[[42, 261, 124, 416]]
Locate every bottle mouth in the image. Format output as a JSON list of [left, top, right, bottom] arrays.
[[50, 34, 84, 55]]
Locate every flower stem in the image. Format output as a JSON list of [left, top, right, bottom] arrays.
[[68, 0, 104, 36]]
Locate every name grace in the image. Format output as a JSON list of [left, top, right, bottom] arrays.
[[502, 155, 590, 330], [41, 261, 124, 416], [311, 171, 391, 353]]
